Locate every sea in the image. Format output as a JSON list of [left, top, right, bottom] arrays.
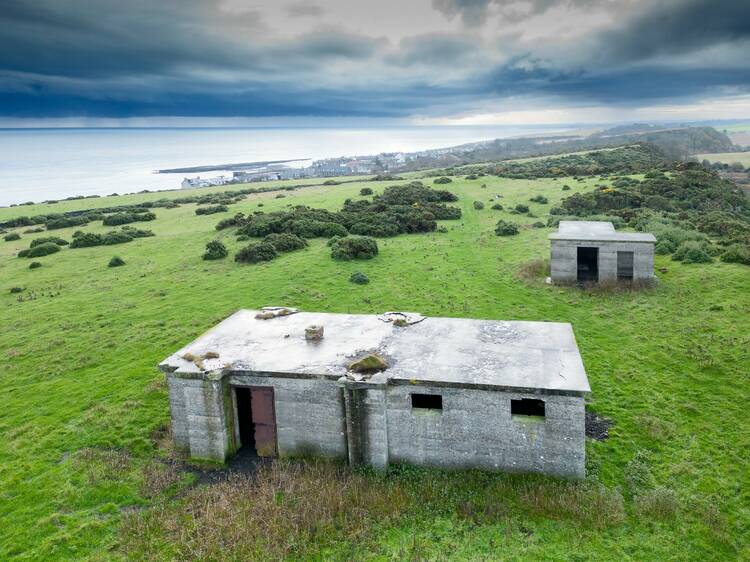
[[0, 125, 564, 206]]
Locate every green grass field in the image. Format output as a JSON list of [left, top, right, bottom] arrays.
[[695, 151, 750, 166], [1, 173, 748, 560]]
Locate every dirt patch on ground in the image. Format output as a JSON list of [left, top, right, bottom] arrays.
[[586, 411, 613, 441], [186, 448, 269, 486]]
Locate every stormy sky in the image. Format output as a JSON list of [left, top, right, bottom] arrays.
[[2, 0, 750, 124]]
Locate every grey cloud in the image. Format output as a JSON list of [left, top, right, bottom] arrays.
[[386, 33, 478, 66], [286, 2, 325, 17]]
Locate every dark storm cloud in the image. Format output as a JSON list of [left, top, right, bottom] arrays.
[[1, 0, 750, 118], [591, 0, 750, 65]]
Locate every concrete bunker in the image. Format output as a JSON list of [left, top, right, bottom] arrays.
[[160, 309, 591, 479], [549, 221, 656, 285]]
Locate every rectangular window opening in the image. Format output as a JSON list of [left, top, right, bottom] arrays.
[[511, 398, 545, 417], [411, 393, 442, 410]]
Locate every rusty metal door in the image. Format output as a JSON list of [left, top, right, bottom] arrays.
[[250, 387, 277, 457]]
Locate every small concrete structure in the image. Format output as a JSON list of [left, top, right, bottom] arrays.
[[160, 309, 591, 478], [549, 221, 656, 284]]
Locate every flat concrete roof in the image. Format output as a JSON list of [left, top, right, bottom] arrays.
[[549, 221, 656, 243], [160, 310, 591, 396]]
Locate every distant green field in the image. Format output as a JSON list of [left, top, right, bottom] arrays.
[[696, 152, 750, 166], [1, 173, 748, 560]]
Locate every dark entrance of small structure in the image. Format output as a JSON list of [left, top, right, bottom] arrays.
[[577, 247, 599, 282], [234, 386, 277, 458]]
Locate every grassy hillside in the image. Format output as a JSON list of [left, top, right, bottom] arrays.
[[1, 173, 748, 560], [696, 152, 750, 166]]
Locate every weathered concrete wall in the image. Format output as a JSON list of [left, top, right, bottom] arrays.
[[167, 376, 190, 450], [228, 373, 348, 460], [166, 375, 234, 461], [383, 385, 585, 478], [167, 371, 585, 477], [551, 239, 654, 283]]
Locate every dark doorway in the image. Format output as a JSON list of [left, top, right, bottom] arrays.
[[617, 251, 634, 280], [577, 247, 599, 282], [234, 386, 278, 458], [235, 387, 255, 452]]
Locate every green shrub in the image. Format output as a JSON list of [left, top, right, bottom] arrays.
[[473, 201, 485, 210], [263, 233, 308, 253], [495, 220, 520, 236], [30, 236, 68, 248], [120, 227, 154, 238], [4, 232, 20, 241], [103, 211, 156, 226], [530, 195, 548, 204], [46, 216, 89, 230], [17, 249, 30, 258], [26, 242, 61, 257], [562, 185, 571, 190], [102, 231, 134, 245], [330, 236, 379, 260], [235, 242, 278, 264], [359, 188, 373, 196], [203, 240, 228, 260], [70, 232, 102, 248], [465, 174, 478, 180], [195, 205, 228, 215], [108, 256, 126, 267], [323, 180, 340, 185], [10, 287, 24, 294], [532, 221, 546, 228], [655, 239, 677, 255], [720, 244, 750, 265], [491, 203, 503, 210], [433, 177, 452, 184], [672, 241, 713, 263], [29, 261, 42, 269], [514, 204, 529, 213], [349, 272, 370, 284]]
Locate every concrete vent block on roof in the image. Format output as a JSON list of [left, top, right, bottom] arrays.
[[305, 325, 324, 341]]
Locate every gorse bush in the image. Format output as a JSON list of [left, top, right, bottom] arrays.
[[491, 203, 503, 210], [195, 205, 229, 215], [46, 215, 90, 230], [473, 201, 485, 210], [30, 236, 68, 247], [514, 204, 530, 213], [262, 233, 308, 253], [359, 187, 373, 196], [108, 256, 125, 267], [433, 176, 452, 184], [672, 241, 713, 263], [224, 182, 461, 242], [29, 261, 42, 269], [4, 232, 21, 241], [203, 240, 228, 261], [330, 236, 378, 260], [69, 228, 154, 248], [25, 242, 61, 258], [720, 244, 750, 265], [349, 271, 370, 284], [102, 211, 156, 226], [235, 242, 278, 264], [529, 195, 549, 204], [495, 220, 520, 236]]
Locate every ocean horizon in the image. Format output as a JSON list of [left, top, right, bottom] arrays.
[[0, 124, 567, 206]]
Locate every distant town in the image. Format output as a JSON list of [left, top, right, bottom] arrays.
[[178, 145, 475, 189]]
